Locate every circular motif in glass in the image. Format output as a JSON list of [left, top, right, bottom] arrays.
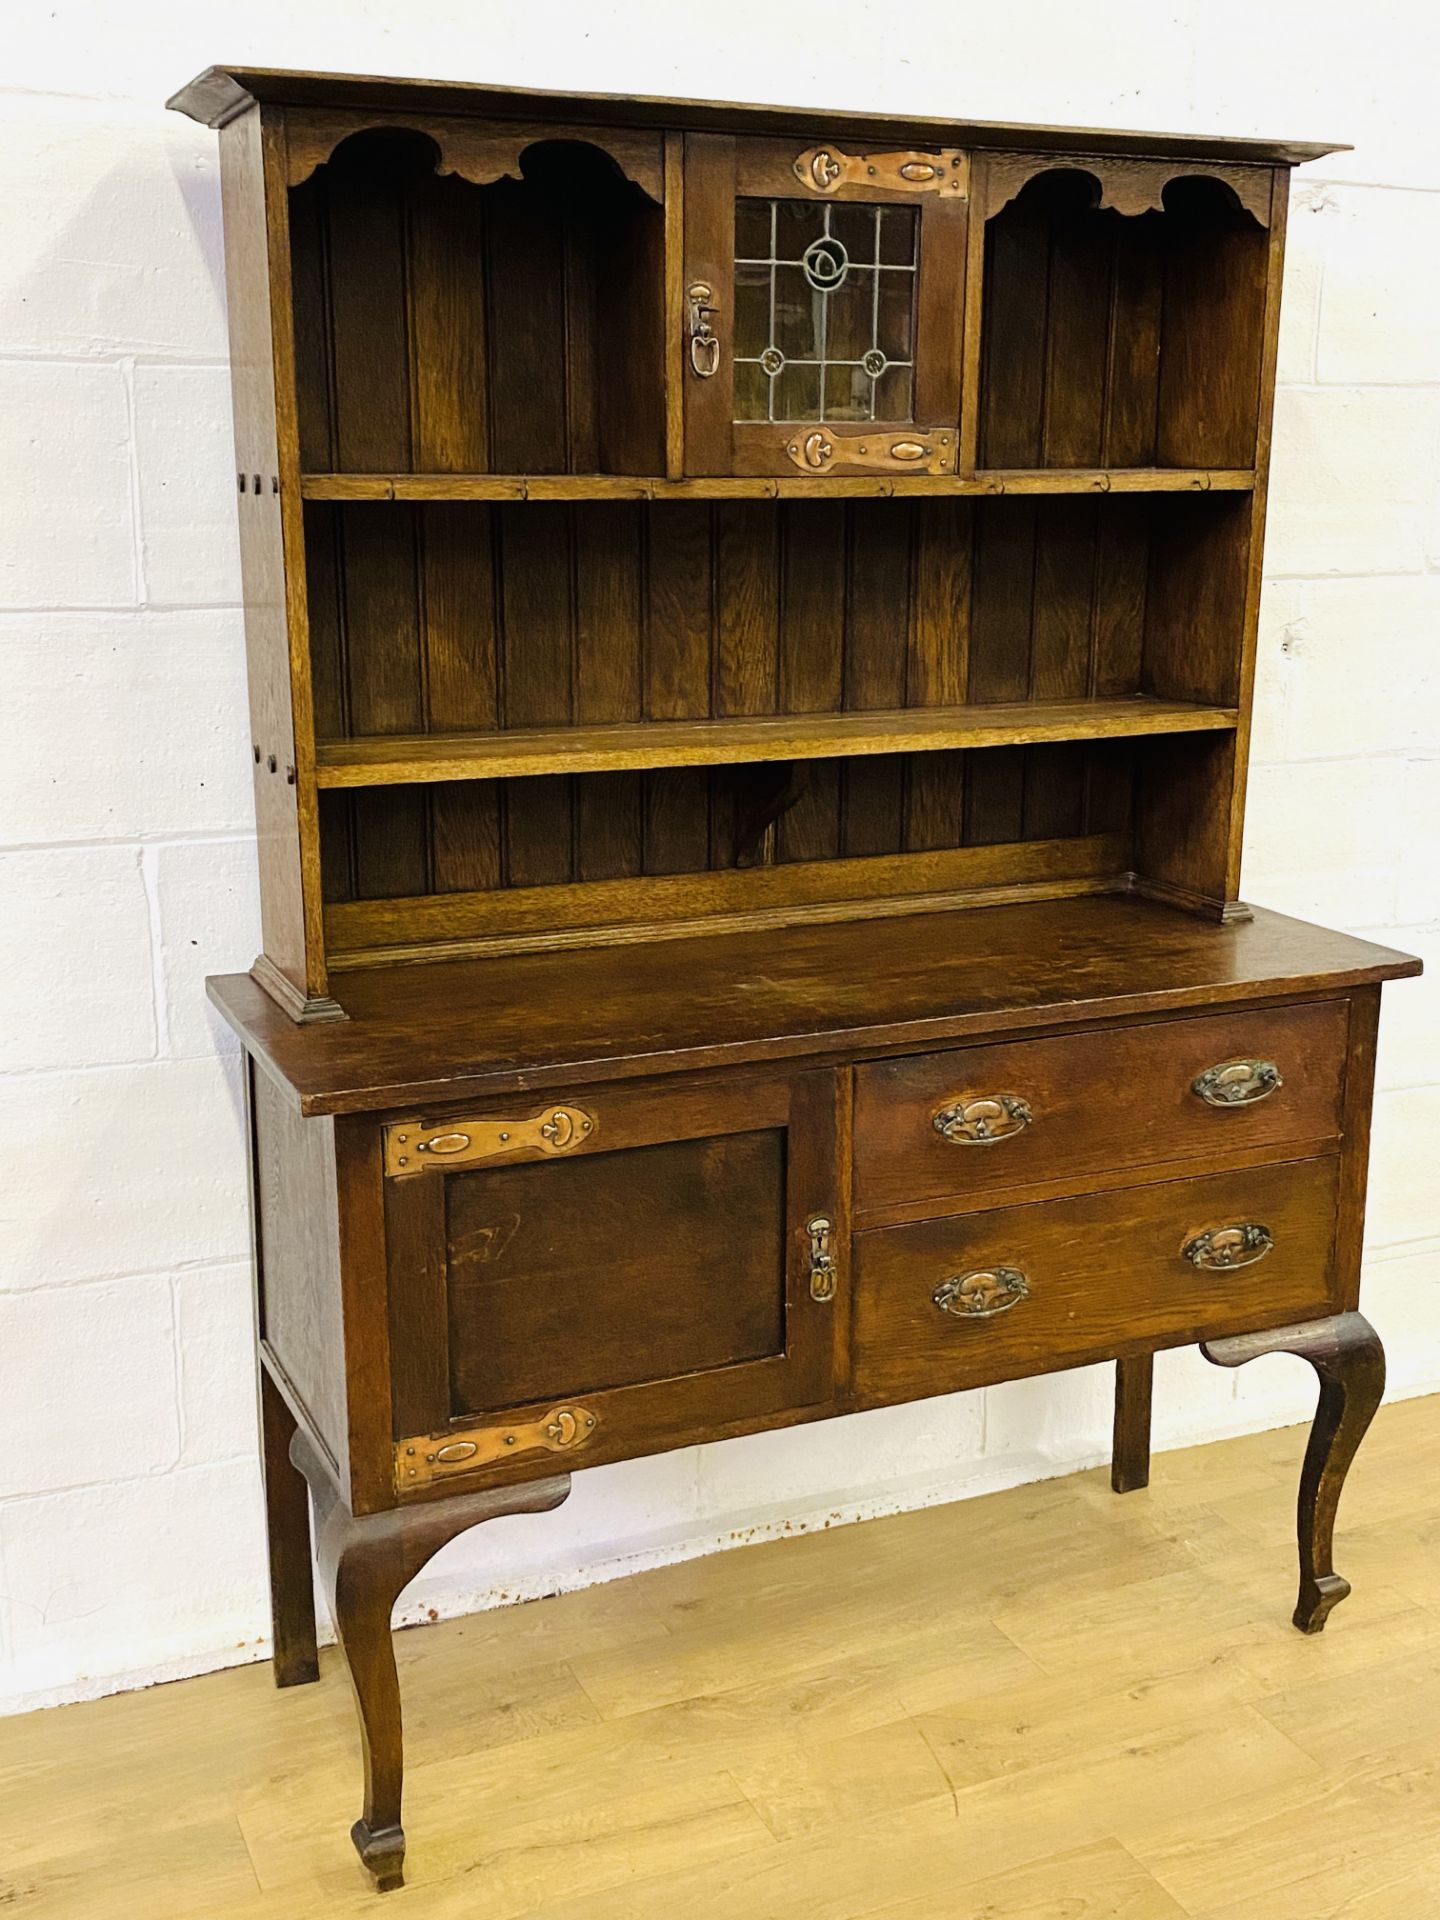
[[801, 234, 849, 291], [759, 345, 785, 375], [861, 349, 888, 377]]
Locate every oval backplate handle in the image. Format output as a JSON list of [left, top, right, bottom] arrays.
[[1192, 1058, 1283, 1107], [933, 1093, 1033, 1146], [933, 1267, 1030, 1319], [1183, 1223, 1274, 1272]]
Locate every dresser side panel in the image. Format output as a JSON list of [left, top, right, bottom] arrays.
[[252, 1066, 350, 1480], [218, 106, 326, 1001]]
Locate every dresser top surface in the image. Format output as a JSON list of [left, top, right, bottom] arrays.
[[167, 64, 1343, 166], [209, 896, 1417, 1117]]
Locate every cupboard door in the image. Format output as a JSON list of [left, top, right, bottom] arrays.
[[384, 1070, 845, 1493], [683, 135, 968, 478]]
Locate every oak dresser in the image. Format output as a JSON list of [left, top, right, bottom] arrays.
[[170, 64, 1420, 1891]]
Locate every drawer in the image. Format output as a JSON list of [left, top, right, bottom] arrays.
[[853, 999, 1348, 1218], [852, 1157, 1340, 1406]]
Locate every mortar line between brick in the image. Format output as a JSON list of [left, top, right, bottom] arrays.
[[0, 832, 256, 855], [0, 1453, 261, 1514], [1, 1256, 253, 1297], [0, 601, 244, 614], [118, 354, 146, 607], [0, 351, 231, 367], [138, 842, 170, 1062]]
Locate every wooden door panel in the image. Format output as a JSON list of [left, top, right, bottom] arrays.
[[446, 1130, 788, 1409], [682, 132, 736, 475], [384, 1068, 845, 1494]]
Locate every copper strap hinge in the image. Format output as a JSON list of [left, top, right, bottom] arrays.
[[383, 1104, 596, 1176], [396, 1405, 600, 1491], [782, 427, 956, 476], [792, 145, 969, 196]]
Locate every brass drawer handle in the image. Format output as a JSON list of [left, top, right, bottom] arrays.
[[1183, 1223, 1274, 1271], [933, 1094, 1033, 1147], [933, 1267, 1030, 1319], [384, 1104, 595, 1176], [1192, 1058, 1283, 1107]]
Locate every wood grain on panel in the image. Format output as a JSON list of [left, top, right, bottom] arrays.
[[323, 828, 1128, 958], [853, 1157, 1341, 1406], [854, 996, 1349, 1218], [218, 107, 320, 1001], [979, 171, 1269, 474], [446, 1132, 788, 1411], [287, 130, 664, 481], [213, 896, 1419, 1116], [680, 133, 737, 476], [253, 1067, 348, 1472]]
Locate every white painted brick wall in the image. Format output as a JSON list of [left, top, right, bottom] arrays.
[[3, 0, 1438, 1715]]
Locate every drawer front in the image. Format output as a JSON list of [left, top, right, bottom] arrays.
[[854, 999, 1348, 1217], [853, 1157, 1340, 1405]]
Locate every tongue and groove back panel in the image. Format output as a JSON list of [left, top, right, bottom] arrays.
[[310, 491, 1248, 918], [289, 127, 667, 476], [979, 170, 1269, 470]]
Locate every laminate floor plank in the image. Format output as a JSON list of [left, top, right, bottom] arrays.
[[1, 1395, 1436, 1919], [868, 1838, 1192, 1919]]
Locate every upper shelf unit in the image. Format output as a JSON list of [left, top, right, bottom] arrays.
[[278, 105, 1283, 495], [174, 67, 1322, 1012]]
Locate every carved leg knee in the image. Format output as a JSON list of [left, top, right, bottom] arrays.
[[1202, 1311, 1385, 1634], [1112, 1354, 1154, 1493], [290, 1432, 570, 1891]]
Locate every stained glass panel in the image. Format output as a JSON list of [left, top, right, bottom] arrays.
[[733, 198, 920, 424]]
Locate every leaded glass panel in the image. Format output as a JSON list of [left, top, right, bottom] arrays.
[[733, 198, 919, 423]]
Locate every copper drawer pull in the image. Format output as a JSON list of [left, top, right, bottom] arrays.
[[933, 1267, 1030, 1319], [1192, 1058, 1283, 1107], [1183, 1223, 1274, 1271], [933, 1094, 1033, 1146]]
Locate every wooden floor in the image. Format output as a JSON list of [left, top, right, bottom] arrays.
[[5, 1397, 1440, 1920]]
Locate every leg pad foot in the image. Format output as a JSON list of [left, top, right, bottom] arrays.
[[274, 1651, 321, 1689], [352, 1817, 406, 1891], [1295, 1571, 1351, 1636]]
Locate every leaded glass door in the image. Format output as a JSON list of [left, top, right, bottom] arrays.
[[683, 135, 969, 478]]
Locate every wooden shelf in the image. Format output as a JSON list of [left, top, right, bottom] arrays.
[[299, 469, 1256, 504], [314, 697, 1239, 790]]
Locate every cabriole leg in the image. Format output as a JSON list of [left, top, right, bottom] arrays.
[[290, 1431, 570, 1892], [258, 1367, 320, 1687], [1112, 1353, 1154, 1493], [1201, 1311, 1385, 1634]]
